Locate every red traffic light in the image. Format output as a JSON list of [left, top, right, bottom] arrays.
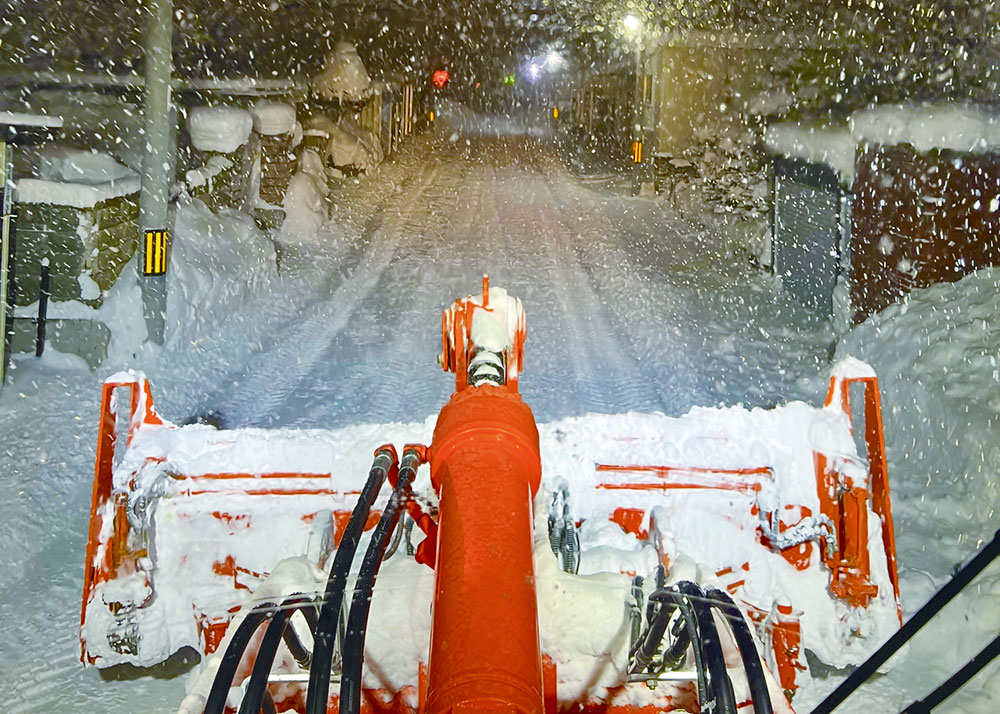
[[432, 69, 450, 88]]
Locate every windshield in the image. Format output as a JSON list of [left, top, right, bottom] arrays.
[[1, 3, 997, 714]]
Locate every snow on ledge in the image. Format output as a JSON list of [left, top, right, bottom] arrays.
[[15, 176, 140, 208], [0, 111, 63, 128]]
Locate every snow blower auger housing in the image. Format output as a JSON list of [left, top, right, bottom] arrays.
[[81, 276, 902, 714]]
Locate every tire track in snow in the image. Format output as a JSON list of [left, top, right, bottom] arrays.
[[492, 144, 657, 415], [276, 155, 481, 428], [215, 164, 442, 427]]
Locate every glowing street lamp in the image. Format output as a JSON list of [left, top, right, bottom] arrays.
[[622, 13, 641, 36], [545, 50, 563, 71]]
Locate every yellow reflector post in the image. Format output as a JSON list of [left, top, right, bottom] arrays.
[[632, 141, 643, 163], [429, 111, 435, 122], [552, 107, 559, 119], [143, 229, 169, 276]]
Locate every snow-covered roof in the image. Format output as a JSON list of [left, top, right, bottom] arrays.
[[37, 146, 137, 184], [15, 176, 140, 208], [766, 104, 1000, 183]]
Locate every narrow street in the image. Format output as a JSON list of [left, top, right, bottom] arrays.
[[183, 134, 832, 432]]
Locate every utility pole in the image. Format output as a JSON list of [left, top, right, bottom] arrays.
[[138, 0, 174, 344]]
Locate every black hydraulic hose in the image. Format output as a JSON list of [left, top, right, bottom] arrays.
[[811, 529, 1000, 714], [648, 586, 705, 702], [630, 596, 678, 673], [282, 617, 313, 669], [900, 634, 1000, 713], [339, 448, 421, 714], [305, 446, 398, 714], [677, 581, 737, 714], [239, 594, 315, 714], [204, 602, 278, 714], [261, 689, 277, 714], [706, 588, 773, 714]]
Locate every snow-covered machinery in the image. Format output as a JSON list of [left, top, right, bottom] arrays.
[[81, 277, 902, 714]]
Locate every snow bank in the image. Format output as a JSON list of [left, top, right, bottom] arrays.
[[187, 106, 253, 153], [310, 42, 372, 101], [827, 267, 1000, 712], [249, 100, 296, 136]]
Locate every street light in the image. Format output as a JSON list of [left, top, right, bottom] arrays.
[[623, 14, 641, 35]]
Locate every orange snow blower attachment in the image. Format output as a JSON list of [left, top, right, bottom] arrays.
[[428, 274, 543, 714], [81, 278, 901, 714]]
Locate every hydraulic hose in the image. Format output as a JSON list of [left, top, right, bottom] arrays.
[[239, 594, 315, 714], [261, 690, 277, 714], [706, 588, 773, 714], [339, 447, 421, 714], [677, 581, 737, 714], [282, 613, 313, 669], [305, 446, 398, 714], [630, 593, 678, 674], [204, 601, 278, 714], [647, 586, 705, 702]]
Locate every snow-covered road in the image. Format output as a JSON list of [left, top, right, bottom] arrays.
[[180, 136, 831, 432]]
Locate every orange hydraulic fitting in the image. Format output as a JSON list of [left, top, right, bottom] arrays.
[[425, 278, 544, 714]]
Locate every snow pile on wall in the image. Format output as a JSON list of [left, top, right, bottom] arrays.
[[249, 100, 297, 136], [766, 103, 1000, 183], [184, 155, 233, 190], [311, 42, 372, 101], [828, 267, 1000, 712], [187, 106, 253, 153], [279, 148, 328, 245]]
